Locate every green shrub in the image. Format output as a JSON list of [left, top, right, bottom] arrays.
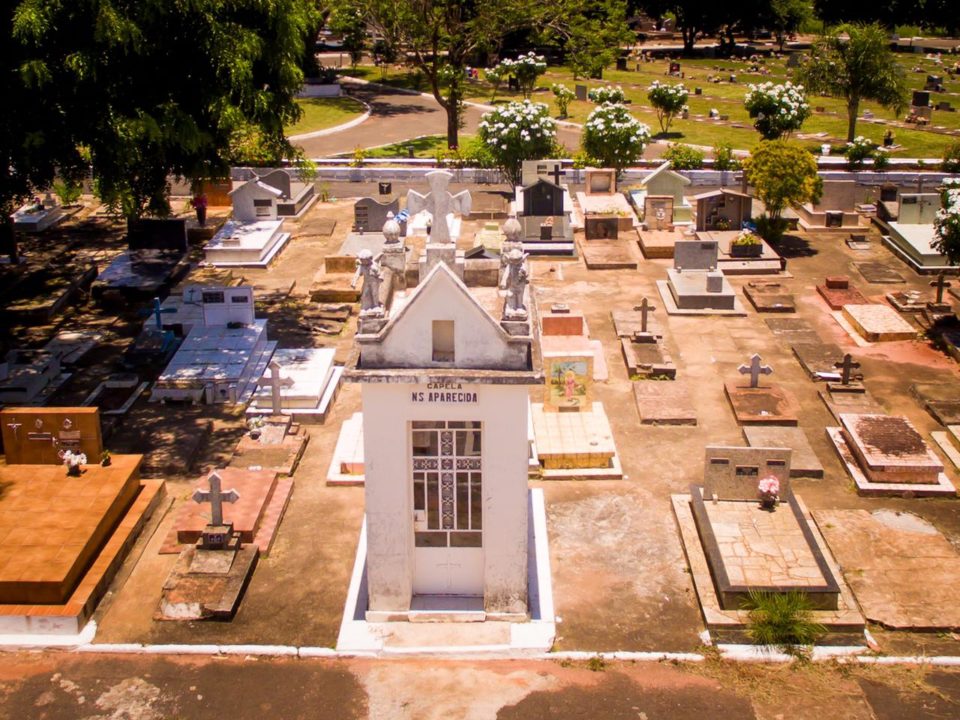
[[753, 214, 790, 243], [663, 143, 704, 170], [742, 590, 826, 651], [943, 142, 960, 173], [52, 179, 83, 206], [713, 142, 741, 171]]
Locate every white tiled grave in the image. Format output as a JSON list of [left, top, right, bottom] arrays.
[[11, 203, 65, 233], [840, 304, 917, 343], [246, 347, 343, 423], [326, 412, 365, 485], [203, 219, 291, 267], [151, 320, 275, 405]]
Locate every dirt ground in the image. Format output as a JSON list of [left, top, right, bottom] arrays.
[[2, 652, 960, 719]]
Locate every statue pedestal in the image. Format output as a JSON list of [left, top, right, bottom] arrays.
[[418, 243, 464, 283]]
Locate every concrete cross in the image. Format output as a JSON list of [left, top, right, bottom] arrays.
[[406, 170, 471, 244], [140, 296, 178, 330], [930, 272, 952, 305], [192, 471, 239, 527], [260, 361, 294, 416], [634, 298, 657, 334], [738, 353, 773, 388], [834, 353, 861, 386], [546, 164, 564, 186]]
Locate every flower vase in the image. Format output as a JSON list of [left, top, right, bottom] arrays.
[[67, 465, 81, 477], [250, 429, 262, 440], [759, 496, 777, 511], [196, 206, 207, 227]]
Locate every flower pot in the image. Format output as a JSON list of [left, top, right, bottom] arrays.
[[195, 206, 207, 226], [759, 496, 777, 511], [101, 458, 111, 467], [67, 465, 81, 477], [249, 429, 262, 440]]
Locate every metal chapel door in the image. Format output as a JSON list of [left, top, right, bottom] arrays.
[[411, 421, 484, 596]]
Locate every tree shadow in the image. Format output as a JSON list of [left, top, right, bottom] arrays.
[[652, 131, 684, 141], [770, 233, 818, 259]]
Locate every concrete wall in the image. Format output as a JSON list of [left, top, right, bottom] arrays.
[[362, 383, 530, 614]]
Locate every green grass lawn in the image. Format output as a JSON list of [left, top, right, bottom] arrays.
[[285, 96, 366, 135], [350, 53, 960, 158], [347, 135, 470, 160]]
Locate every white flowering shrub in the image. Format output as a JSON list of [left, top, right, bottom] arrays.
[[933, 182, 960, 266], [484, 65, 506, 102], [844, 135, 877, 166], [647, 81, 688, 133], [552, 83, 575, 118], [743, 81, 811, 139], [496, 52, 547, 98], [588, 85, 626, 104], [581, 103, 650, 174], [478, 100, 557, 185]]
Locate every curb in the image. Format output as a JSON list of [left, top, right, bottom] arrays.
[[287, 97, 372, 141]]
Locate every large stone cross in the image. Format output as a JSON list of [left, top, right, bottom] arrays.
[[738, 353, 773, 388], [260, 360, 294, 415], [193, 471, 239, 527], [834, 353, 861, 386], [634, 298, 657, 334], [930, 272, 952, 305], [406, 170, 471, 244]]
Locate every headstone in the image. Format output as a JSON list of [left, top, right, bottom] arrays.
[[703, 445, 792, 501], [200, 285, 256, 326], [575, 84, 588, 102], [523, 179, 564, 217], [192, 470, 240, 528], [543, 355, 592, 411], [354, 197, 400, 234], [912, 90, 931, 108], [584, 168, 616, 195], [126, 218, 188, 252], [259, 361, 295, 415], [616, 58, 628, 71], [674, 240, 718, 271], [405, 169, 472, 244], [257, 169, 292, 198], [1, 407, 104, 465], [584, 216, 620, 240]]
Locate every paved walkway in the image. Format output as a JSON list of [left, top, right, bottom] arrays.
[[293, 80, 584, 158]]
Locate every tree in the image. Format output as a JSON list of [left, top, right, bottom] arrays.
[[743, 140, 822, 240], [581, 103, 651, 175], [329, 5, 368, 67], [558, 0, 632, 79], [765, 0, 809, 52], [12, 0, 318, 219], [932, 183, 960, 266], [477, 100, 557, 185], [641, 0, 724, 54], [647, 81, 688, 134], [357, 0, 530, 149], [796, 23, 908, 143]]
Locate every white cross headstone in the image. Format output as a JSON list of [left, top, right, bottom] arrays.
[[192, 471, 239, 527], [406, 170, 471, 244], [738, 353, 773, 388], [260, 360, 294, 416]]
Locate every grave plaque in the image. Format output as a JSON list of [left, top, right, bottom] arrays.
[[353, 197, 400, 233], [543, 355, 593, 411], [912, 90, 930, 108], [703, 445, 792, 501], [1, 407, 104, 464]]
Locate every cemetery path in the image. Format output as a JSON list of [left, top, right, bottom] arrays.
[[292, 81, 586, 157], [2, 651, 960, 719]]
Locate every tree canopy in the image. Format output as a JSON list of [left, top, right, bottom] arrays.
[[5, 0, 317, 219], [743, 140, 822, 221], [795, 23, 908, 143]]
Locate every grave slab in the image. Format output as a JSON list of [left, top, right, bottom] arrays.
[[814, 509, 960, 630], [611, 307, 663, 339], [818, 387, 884, 421], [854, 262, 905, 284], [930, 426, 960, 469], [842, 304, 917, 342], [817, 279, 869, 310], [791, 342, 846, 381], [231, 418, 309, 477], [724, 381, 800, 426], [886, 290, 926, 313], [579, 239, 637, 270], [742, 426, 824, 478], [656, 279, 746, 316], [326, 412, 365, 485], [743, 281, 796, 313], [632, 381, 697, 425], [764, 317, 820, 345], [636, 228, 685, 258], [203, 219, 291, 268], [621, 337, 676, 379], [826, 422, 956, 497], [672, 494, 864, 640], [160, 467, 293, 555], [246, 348, 343, 423], [910, 383, 960, 425], [157, 543, 259, 621], [530, 402, 622, 479]]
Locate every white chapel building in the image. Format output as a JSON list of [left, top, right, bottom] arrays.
[[344, 262, 544, 620]]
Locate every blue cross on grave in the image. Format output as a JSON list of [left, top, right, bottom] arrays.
[[140, 296, 178, 330]]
